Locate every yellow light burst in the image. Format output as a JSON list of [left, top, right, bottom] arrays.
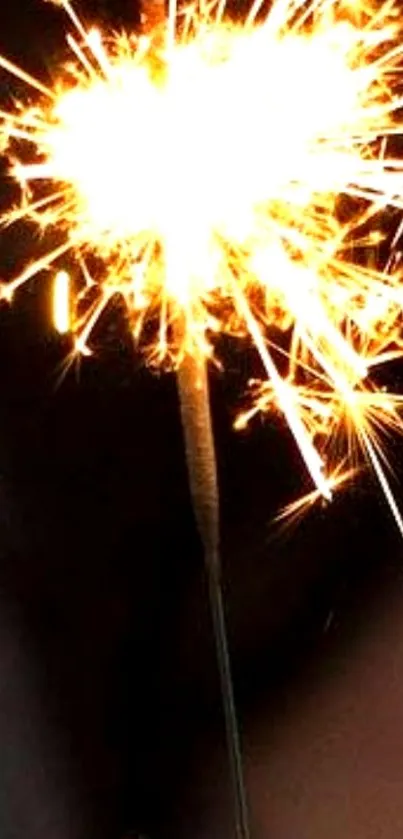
[[1, 0, 403, 526]]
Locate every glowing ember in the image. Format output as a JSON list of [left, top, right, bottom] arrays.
[[53, 269, 70, 334], [1, 0, 403, 525]]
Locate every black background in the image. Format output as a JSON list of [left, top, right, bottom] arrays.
[[0, 3, 403, 837]]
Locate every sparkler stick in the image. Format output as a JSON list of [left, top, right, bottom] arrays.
[[175, 323, 250, 839], [139, 0, 249, 830]]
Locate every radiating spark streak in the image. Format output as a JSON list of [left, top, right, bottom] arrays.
[[215, 0, 227, 23], [245, 0, 265, 26], [0, 109, 42, 128], [276, 464, 356, 527], [57, 0, 92, 51], [2, 128, 34, 144], [3, 190, 67, 226], [1, 241, 73, 300], [167, 0, 177, 50], [231, 277, 332, 499], [86, 29, 113, 78], [361, 427, 403, 536], [300, 330, 363, 400], [0, 54, 55, 99], [73, 286, 115, 355], [66, 34, 98, 79]]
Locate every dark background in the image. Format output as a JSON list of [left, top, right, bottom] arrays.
[[0, 2, 403, 837]]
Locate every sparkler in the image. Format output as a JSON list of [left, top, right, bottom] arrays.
[[1, 0, 403, 516], [1, 0, 403, 833]]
